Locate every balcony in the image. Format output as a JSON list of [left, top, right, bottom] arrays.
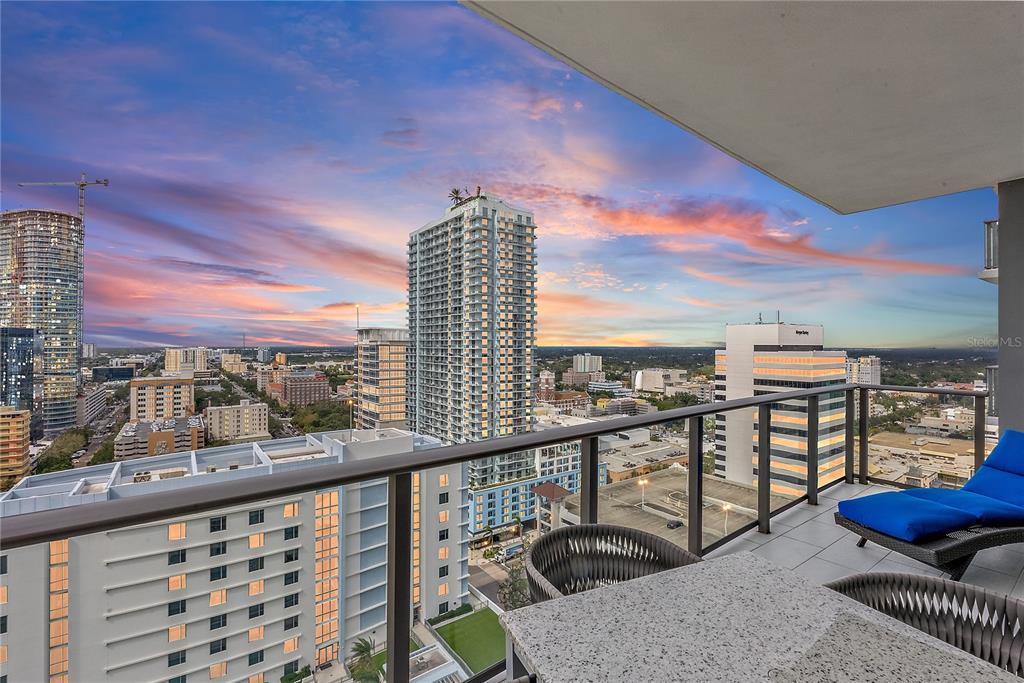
[[980, 219, 1000, 284], [3, 382, 1011, 683]]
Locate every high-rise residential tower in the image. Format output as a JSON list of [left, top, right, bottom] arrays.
[[407, 193, 537, 528], [355, 328, 408, 430], [165, 346, 210, 373], [0, 327, 38, 412], [1, 209, 84, 435], [573, 353, 603, 373], [845, 356, 882, 385], [713, 323, 847, 496]]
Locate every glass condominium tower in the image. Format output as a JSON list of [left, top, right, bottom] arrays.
[[407, 193, 537, 488], [0, 209, 84, 435]]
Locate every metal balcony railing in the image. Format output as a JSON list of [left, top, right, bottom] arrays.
[[0, 382, 988, 682]]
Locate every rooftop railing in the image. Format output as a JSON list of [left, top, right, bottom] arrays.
[[0, 382, 988, 682]]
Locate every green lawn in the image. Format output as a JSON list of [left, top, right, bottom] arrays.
[[435, 608, 506, 673]]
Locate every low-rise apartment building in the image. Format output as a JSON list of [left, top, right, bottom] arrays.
[[0, 406, 30, 489], [114, 416, 206, 458], [281, 371, 330, 407], [205, 400, 272, 443], [0, 428, 468, 682], [130, 376, 195, 421]]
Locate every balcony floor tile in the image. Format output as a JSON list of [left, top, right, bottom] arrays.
[[792, 557, 857, 584], [751, 535, 821, 570]]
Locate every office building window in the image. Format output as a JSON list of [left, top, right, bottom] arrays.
[[1, 555, 8, 574], [167, 522, 186, 541], [284, 637, 299, 653], [284, 661, 299, 676], [284, 548, 299, 563], [210, 541, 227, 557], [168, 599, 186, 616], [210, 638, 226, 655], [248, 650, 264, 666], [439, 565, 448, 578], [210, 516, 227, 533], [168, 549, 186, 565], [210, 566, 227, 582], [167, 624, 186, 642], [248, 625, 264, 642], [249, 603, 264, 619], [438, 547, 449, 560], [284, 593, 299, 608], [439, 601, 449, 614], [248, 674, 264, 683], [168, 574, 186, 591], [0, 615, 6, 634], [210, 614, 227, 630], [284, 615, 299, 630], [249, 510, 264, 525], [284, 570, 298, 585], [209, 662, 227, 679], [283, 502, 299, 518], [169, 676, 186, 683], [248, 557, 264, 572], [248, 579, 264, 596], [209, 589, 226, 607], [248, 533, 264, 549], [438, 510, 449, 523], [168, 650, 186, 667], [438, 473, 449, 487], [438, 492, 449, 505], [438, 529, 448, 541], [438, 583, 449, 596], [284, 526, 299, 540]]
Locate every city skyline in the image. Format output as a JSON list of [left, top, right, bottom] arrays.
[[0, 2, 998, 349]]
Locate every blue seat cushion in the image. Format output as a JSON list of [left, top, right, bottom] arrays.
[[838, 492, 978, 542], [964, 465, 1024, 508], [905, 488, 1024, 526], [981, 429, 1024, 476]]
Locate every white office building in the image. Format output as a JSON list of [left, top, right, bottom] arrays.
[[407, 194, 537, 532], [0, 428, 468, 682], [713, 323, 848, 496], [845, 356, 882, 385]]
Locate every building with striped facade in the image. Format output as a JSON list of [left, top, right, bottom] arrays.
[[714, 323, 848, 496]]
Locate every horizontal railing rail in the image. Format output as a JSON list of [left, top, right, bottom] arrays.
[[0, 382, 988, 683]]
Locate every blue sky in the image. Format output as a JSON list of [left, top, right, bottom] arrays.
[[0, 1, 998, 348]]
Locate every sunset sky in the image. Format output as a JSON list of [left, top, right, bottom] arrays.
[[1, 2, 998, 348]]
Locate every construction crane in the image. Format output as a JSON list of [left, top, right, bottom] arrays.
[[17, 172, 109, 223]]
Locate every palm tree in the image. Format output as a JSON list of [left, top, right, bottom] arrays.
[[349, 637, 377, 679], [448, 187, 463, 205], [512, 515, 523, 543]]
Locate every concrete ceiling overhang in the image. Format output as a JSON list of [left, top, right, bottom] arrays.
[[465, 1, 1024, 214]]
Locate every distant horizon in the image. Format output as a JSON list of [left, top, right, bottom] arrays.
[[2, 2, 997, 349]]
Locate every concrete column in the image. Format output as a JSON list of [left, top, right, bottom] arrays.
[[998, 178, 1024, 433]]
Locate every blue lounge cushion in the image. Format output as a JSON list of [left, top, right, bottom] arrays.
[[838, 491, 978, 542], [904, 488, 1024, 526], [964, 465, 1024, 509], [980, 429, 1024, 476]]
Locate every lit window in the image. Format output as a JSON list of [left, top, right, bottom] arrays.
[[249, 579, 264, 596], [248, 625, 264, 642], [168, 574, 186, 591], [284, 637, 299, 653], [438, 473, 449, 487], [283, 502, 299, 518], [249, 533, 264, 549], [167, 522, 187, 541], [248, 674, 264, 683], [49, 539, 68, 564], [0, 644, 7, 664], [209, 661, 227, 678], [438, 547, 449, 560], [209, 589, 227, 606], [438, 510, 449, 523], [438, 583, 449, 596], [168, 624, 186, 642]]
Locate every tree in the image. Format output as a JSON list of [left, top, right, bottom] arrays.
[[348, 637, 382, 682], [498, 561, 530, 610], [448, 187, 464, 205]]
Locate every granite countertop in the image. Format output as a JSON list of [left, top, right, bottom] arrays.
[[500, 552, 1016, 683]]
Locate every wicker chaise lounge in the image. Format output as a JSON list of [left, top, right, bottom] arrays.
[[834, 429, 1024, 580]]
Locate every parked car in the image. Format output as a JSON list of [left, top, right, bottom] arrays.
[[666, 519, 683, 529]]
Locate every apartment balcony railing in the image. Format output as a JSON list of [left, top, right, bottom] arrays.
[[0, 382, 988, 683]]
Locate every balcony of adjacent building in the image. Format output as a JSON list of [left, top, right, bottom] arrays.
[[980, 219, 1000, 284]]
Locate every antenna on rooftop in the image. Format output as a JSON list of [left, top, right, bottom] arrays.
[[757, 312, 763, 324], [777, 310, 781, 323]]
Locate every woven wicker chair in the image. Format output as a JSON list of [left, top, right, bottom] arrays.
[[826, 572, 1024, 677], [524, 523, 701, 603]]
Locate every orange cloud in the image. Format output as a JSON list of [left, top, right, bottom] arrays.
[[674, 296, 725, 309], [681, 266, 751, 288]]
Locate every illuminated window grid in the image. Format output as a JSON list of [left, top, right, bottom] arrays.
[[48, 539, 69, 682], [248, 625, 264, 642], [314, 490, 339, 650], [209, 662, 227, 678], [283, 501, 299, 518]]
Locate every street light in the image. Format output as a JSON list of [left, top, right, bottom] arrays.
[[722, 503, 733, 535], [638, 477, 650, 510]]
